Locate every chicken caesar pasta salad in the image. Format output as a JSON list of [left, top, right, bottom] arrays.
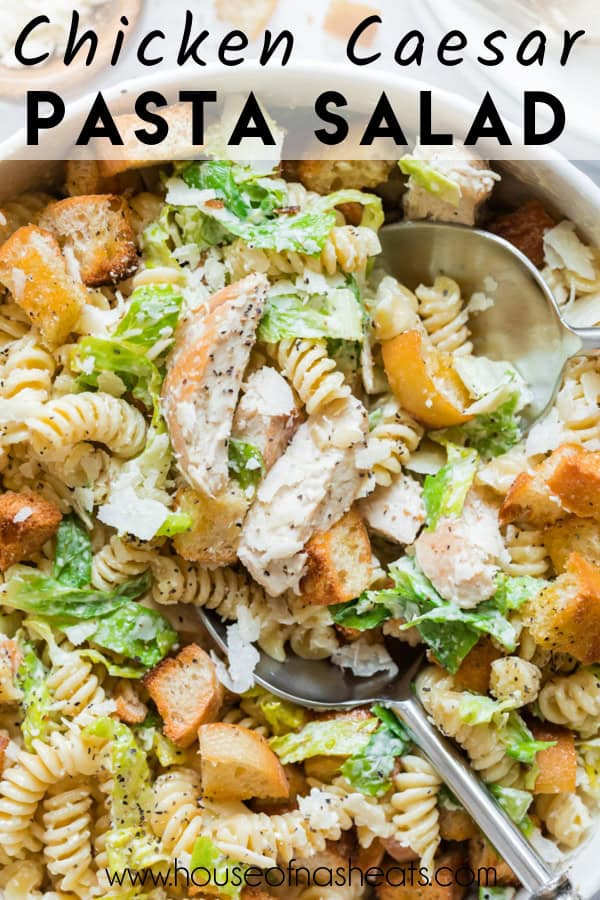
[[0, 142, 599, 900]]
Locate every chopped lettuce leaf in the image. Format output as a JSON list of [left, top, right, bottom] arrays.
[[242, 686, 307, 736], [53, 514, 92, 588], [190, 836, 246, 900], [341, 705, 412, 797], [479, 887, 517, 900], [78, 648, 145, 679], [399, 158, 461, 205], [458, 693, 515, 725], [438, 784, 463, 811], [331, 559, 531, 673], [155, 511, 193, 537], [228, 439, 265, 497], [86, 718, 166, 873], [141, 214, 182, 269], [436, 395, 522, 459], [269, 716, 378, 764], [90, 604, 177, 668], [423, 443, 478, 530], [73, 336, 162, 416], [114, 284, 183, 351], [15, 641, 51, 749], [489, 784, 533, 829], [499, 712, 555, 768], [258, 281, 364, 342]]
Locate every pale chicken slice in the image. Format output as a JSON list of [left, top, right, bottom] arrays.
[[162, 274, 267, 496], [359, 472, 426, 546], [238, 402, 371, 597], [232, 366, 301, 471]]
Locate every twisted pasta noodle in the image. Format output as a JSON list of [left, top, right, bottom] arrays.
[[45, 650, 112, 725], [416, 277, 472, 355], [0, 729, 107, 857], [310, 776, 392, 849], [221, 704, 270, 737], [150, 767, 205, 858], [367, 396, 424, 486], [415, 666, 521, 786], [538, 668, 600, 737], [535, 792, 591, 849], [46, 443, 111, 496], [476, 446, 535, 496], [91, 534, 155, 591], [0, 336, 56, 445], [556, 357, 600, 448], [128, 192, 164, 241], [131, 265, 185, 289], [270, 338, 351, 418], [0, 302, 30, 349], [0, 192, 54, 241], [502, 526, 550, 578], [388, 754, 441, 873], [287, 598, 339, 661], [28, 392, 147, 462], [0, 857, 44, 898], [490, 656, 542, 706], [320, 226, 381, 276], [207, 788, 353, 867], [1, 454, 75, 515], [92, 801, 110, 887], [42, 782, 96, 896]]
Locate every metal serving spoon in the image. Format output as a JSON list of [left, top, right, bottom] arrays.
[[201, 608, 580, 900], [379, 220, 600, 428]]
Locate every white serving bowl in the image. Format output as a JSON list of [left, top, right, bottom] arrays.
[[1, 62, 599, 898]]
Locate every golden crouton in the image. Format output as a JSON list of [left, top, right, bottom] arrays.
[[113, 679, 148, 725], [173, 485, 250, 567], [530, 721, 576, 795], [468, 835, 518, 887], [527, 552, 600, 664], [142, 644, 223, 748], [287, 159, 394, 196], [301, 507, 372, 606], [65, 160, 117, 197], [38, 195, 138, 286], [215, 0, 278, 39], [0, 192, 55, 244], [543, 517, 600, 573], [453, 638, 502, 695], [0, 225, 87, 347], [545, 445, 600, 519], [198, 722, 289, 802], [250, 763, 309, 815], [439, 808, 477, 843], [0, 491, 62, 570], [0, 733, 9, 774], [377, 846, 469, 900]]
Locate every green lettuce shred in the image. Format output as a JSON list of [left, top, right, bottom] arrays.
[[341, 705, 412, 796], [15, 641, 52, 749], [228, 439, 265, 497], [241, 686, 308, 736], [190, 836, 247, 899], [398, 158, 461, 206], [422, 443, 478, 530], [269, 716, 378, 764]]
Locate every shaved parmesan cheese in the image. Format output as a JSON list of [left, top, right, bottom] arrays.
[[165, 178, 218, 208], [526, 408, 568, 456], [62, 621, 97, 645], [331, 637, 398, 678], [11, 267, 25, 302], [211, 607, 260, 694], [98, 487, 169, 541], [543, 221, 596, 280], [12, 506, 32, 523]]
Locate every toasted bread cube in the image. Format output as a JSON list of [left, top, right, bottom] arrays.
[[173, 485, 249, 567], [489, 200, 556, 267], [199, 722, 289, 801], [250, 763, 309, 814], [241, 889, 273, 900], [543, 517, 600, 573], [453, 638, 502, 695], [215, 0, 278, 39], [545, 445, 600, 520], [0, 225, 87, 347], [0, 491, 62, 570], [142, 644, 223, 748], [527, 552, 600, 664], [439, 807, 477, 842], [38, 195, 137, 286], [530, 721, 576, 795], [500, 470, 563, 528], [113, 680, 148, 725], [65, 160, 117, 196], [301, 507, 372, 606], [468, 835, 518, 887], [377, 846, 469, 900], [289, 159, 395, 195]]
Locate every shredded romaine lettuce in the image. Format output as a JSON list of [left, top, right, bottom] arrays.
[[435, 395, 523, 459], [489, 784, 534, 834], [500, 712, 556, 769], [228, 439, 265, 497], [258, 279, 364, 342], [241, 686, 307, 736], [398, 158, 461, 205], [190, 836, 246, 899], [53, 514, 92, 588], [341, 705, 412, 796], [269, 716, 378, 764], [113, 284, 183, 351], [15, 641, 51, 749], [422, 443, 478, 530]]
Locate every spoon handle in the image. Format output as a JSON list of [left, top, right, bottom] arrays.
[[391, 697, 580, 900], [568, 326, 600, 355]]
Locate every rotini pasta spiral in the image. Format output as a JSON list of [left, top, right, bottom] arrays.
[[416, 666, 521, 786], [42, 782, 96, 896], [502, 526, 550, 578], [45, 651, 111, 726], [27, 392, 147, 462], [416, 277, 472, 355], [91, 534, 155, 591], [311, 776, 392, 849], [0, 857, 45, 899], [0, 729, 108, 857], [555, 357, 600, 448], [535, 792, 591, 849], [270, 338, 351, 418], [221, 704, 270, 737], [489, 656, 542, 707], [0, 302, 30, 349], [150, 767, 205, 857], [0, 336, 56, 444], [0, 192, 54, 242], [367, 395, 424, 486], [538, 668, 600, 737], [388, 754, 441, 873]]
